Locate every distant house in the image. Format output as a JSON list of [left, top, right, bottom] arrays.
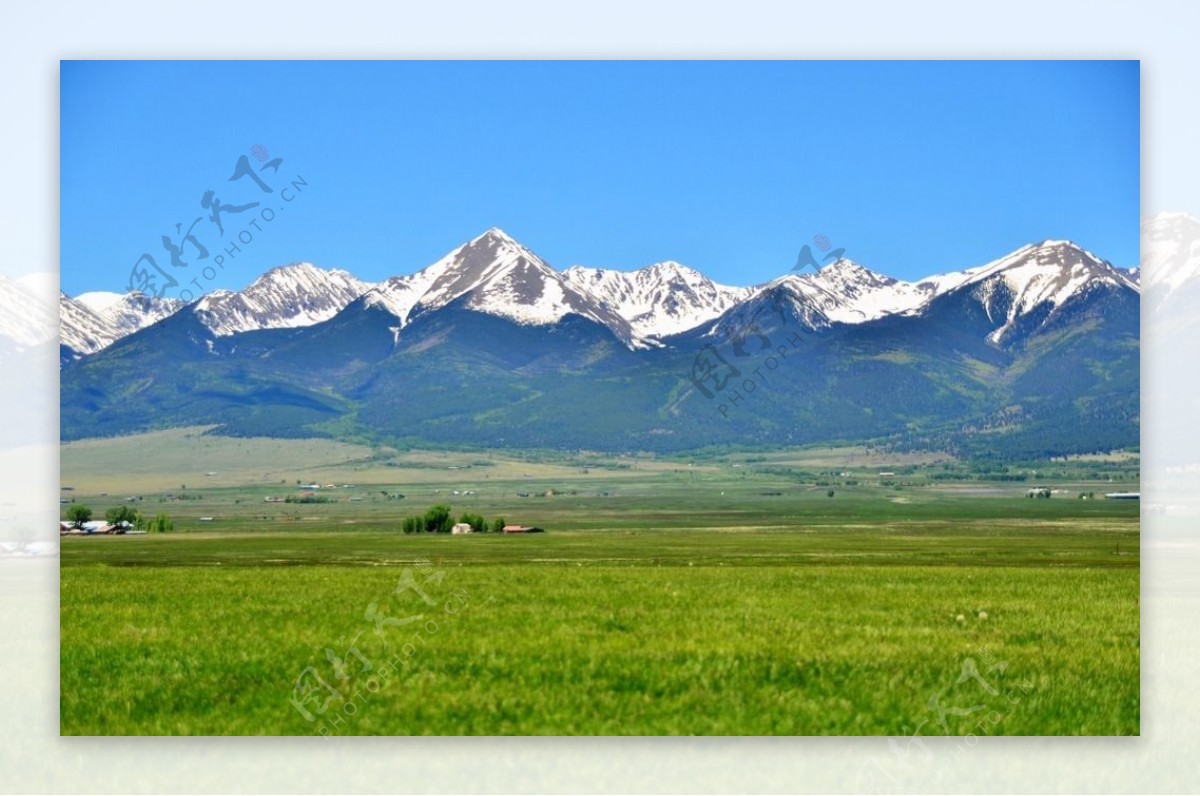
[[451, 523, 473, 535], [61, 521, 103, 535], [59, 521, 89, 535], [62, 520, 117, 535], [1105, 492, 1140, 500], [1026, 487, 1052, 499], [63, 522, 122, 534], [502, 525, 545, 534]]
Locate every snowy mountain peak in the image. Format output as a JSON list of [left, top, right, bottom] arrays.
[[963, 238, 1133, 290], [932, 237, 1138, 343], [405, 228, 557, 316], [562, 259, 750, 338], [1, 274, 57, 349], [809, 258, 899, 289], [337, 229, 639, 348], [58, 288, 183, 360], [471, 227, 524, 247], [753, 259, 927, 325], [61, 227, 1148, 360], [353, 231, 543, 328], [704, 276, 833, 342], [74, 291, 126, 315], [641, 260, 703, 279], [1142, 212, 1200, 298], [1145, 211, 1200, 230], [190, 263, 374, 337], [1032, 239, 1109, 263], [400, 229, 640, 342], [256, 260, 320, 279], [101, 292, 185, 334], [244, 261, 360, 294]]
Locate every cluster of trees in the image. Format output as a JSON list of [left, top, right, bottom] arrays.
[[401, 505, 506, 534], [284, 494, 333, 504], [63, 505, 174, 532], [105, 505, 140, 527], [64, 504, 92, 528]]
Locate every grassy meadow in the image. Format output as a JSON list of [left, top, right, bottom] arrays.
[[59, 430, 1140, 736]]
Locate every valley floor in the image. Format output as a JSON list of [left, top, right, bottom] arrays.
[[58, 434, 1140, 736]]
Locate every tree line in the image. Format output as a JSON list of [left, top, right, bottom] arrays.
[[401, 505, 505, 534], [63, 504, 174, 533]]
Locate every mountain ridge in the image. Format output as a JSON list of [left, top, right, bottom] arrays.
[[60, 229, 1139, 360], [60, 227, 1141, 458]]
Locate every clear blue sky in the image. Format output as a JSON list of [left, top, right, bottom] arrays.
[[60, 60, 1139, 297]]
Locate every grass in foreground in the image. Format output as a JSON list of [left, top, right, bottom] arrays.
[[60, 522, 1138, 736]]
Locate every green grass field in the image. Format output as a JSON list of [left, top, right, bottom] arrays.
[[59, 432, 1139, 736]]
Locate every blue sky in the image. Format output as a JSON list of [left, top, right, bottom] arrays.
[[60, 60, 1139, 298]]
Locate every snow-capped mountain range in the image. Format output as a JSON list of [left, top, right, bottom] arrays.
[[562, 260, 751, 338], [59, 226, 1142, 360], [192, 262, 370, 337], [925, 239, 1139, 344], [59, 291, 182, 357], [1142, 212, 1200, 306], [363, 229, 640, 346], [1, 274, 58, 350]]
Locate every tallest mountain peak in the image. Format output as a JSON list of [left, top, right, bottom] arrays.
[[472, 227, 524, 248]]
